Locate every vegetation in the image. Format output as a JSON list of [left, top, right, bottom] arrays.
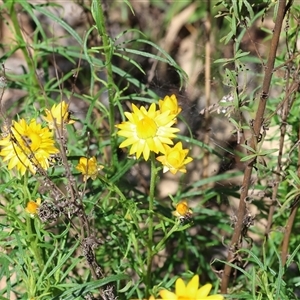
[[0, 0, 299, 299]]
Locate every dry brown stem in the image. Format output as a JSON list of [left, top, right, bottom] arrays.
[[221, 0, 288, 293], [265, 63, 300, 236], [280, 124, 300, 265], [202, 0, 211, 180]]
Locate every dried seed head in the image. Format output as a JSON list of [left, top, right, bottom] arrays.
[[38, 200, 61, 222]]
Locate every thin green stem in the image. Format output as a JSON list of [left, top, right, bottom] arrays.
[[8, 2, 39, 89], [22, 173, 44, 271], [26, 216, 45, 271], [92, 0, 118, 167], [154, 224, 179, 254], [146, 152, 157, 295]]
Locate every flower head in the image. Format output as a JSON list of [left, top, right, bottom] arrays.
[[76, 156, 103, 181], [156, 142, 193, 174], [159, 94, 182, 116], [0, 119, 59, 175], [43, 101, 75, 129], [173, 200, 193, 222], [25, 198, 41, 217], [159, 275, 223, 300], [116, 102, 180, 161]]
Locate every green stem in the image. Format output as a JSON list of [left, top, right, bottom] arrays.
[[146, 153, 157, 295], [9, 2, 39, 89], [26, 216, 44, 271], [92, 0, 118, 167], [23, 173, 44, 271], [154, 224, 178, 253]]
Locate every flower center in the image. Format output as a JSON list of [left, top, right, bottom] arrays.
[[27, 132, 42, 151], [167, 150, 181, 166], [87, 164, 97, 175], [136, 116, 157, 139], [176, 202, 188, 215]]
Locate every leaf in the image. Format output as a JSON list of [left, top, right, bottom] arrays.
[[113, 52, 146, 74], [287, 169, 300, 186], [33, 5, 83, 46], [240, 143, 256, 153], [258, 149, 278, 156], [54, 274, 129, 300], [224, 68, 237, 86], [240, 154, 257, 162], [243, 0, 254, 20], [17, 2, 48, 41], [118, 280, 132, 293]]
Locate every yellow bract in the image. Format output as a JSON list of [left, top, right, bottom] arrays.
[[159, 94, 182, 116], [156, 142, 193, 174], [25, 198, 41, 217], [43, 101, 75, 129], [0, 119, 59, 175], [173, 200, 193, 222], [76, 156, 103, 181]]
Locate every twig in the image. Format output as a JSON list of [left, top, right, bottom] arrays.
[[221, 0, 288, 293], [202, 0, 211, 180], [265, 66, 300, 236], [280, 124, 300, 265]]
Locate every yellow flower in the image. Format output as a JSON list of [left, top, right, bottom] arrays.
[[25, 198, 41, 217], [43, 101, 75, 129], [116, 103, 180, 161], [159, 94, 182, 116], [156, 142, 193, 174], [76, 156, 103, 181], [172, 200, 193, 222], [0, 119, 59, 175], [159, 275, 223, 300]]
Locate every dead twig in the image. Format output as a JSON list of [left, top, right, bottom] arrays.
[[280, 123, 300, 265], [202, 0, 212, 180], [221, 0, 288, 293]]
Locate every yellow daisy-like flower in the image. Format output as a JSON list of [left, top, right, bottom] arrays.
[[0, 119, 59, 175], [159, 94, 182, 116], [116, 103, 180, 161], [76, 156, 103, 181], [156, 142, 193, 174], [25, 198, 41, 217], [159, 275, 224, 300], [43, 101, 75, 129]]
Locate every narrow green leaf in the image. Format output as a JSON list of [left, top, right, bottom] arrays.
[[287, 170, 300, 185], [240, 143, 256, 153], [16, 2, 48, 41], [113, 52, 146, 74], [34, 5, 83, 46], [244, 0, 254, 20], [54, 274, 129, 300], [240, 154, 257, 162], [258, 149, 278, 156]]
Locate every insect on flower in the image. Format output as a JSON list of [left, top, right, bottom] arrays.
[[172, 200, 193, 223]]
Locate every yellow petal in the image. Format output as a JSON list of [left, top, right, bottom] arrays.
[[186, 275, 199, 297], [159, 290, 177, 300], [175, 277, 186, 297], [196, 283, 212, 297]]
